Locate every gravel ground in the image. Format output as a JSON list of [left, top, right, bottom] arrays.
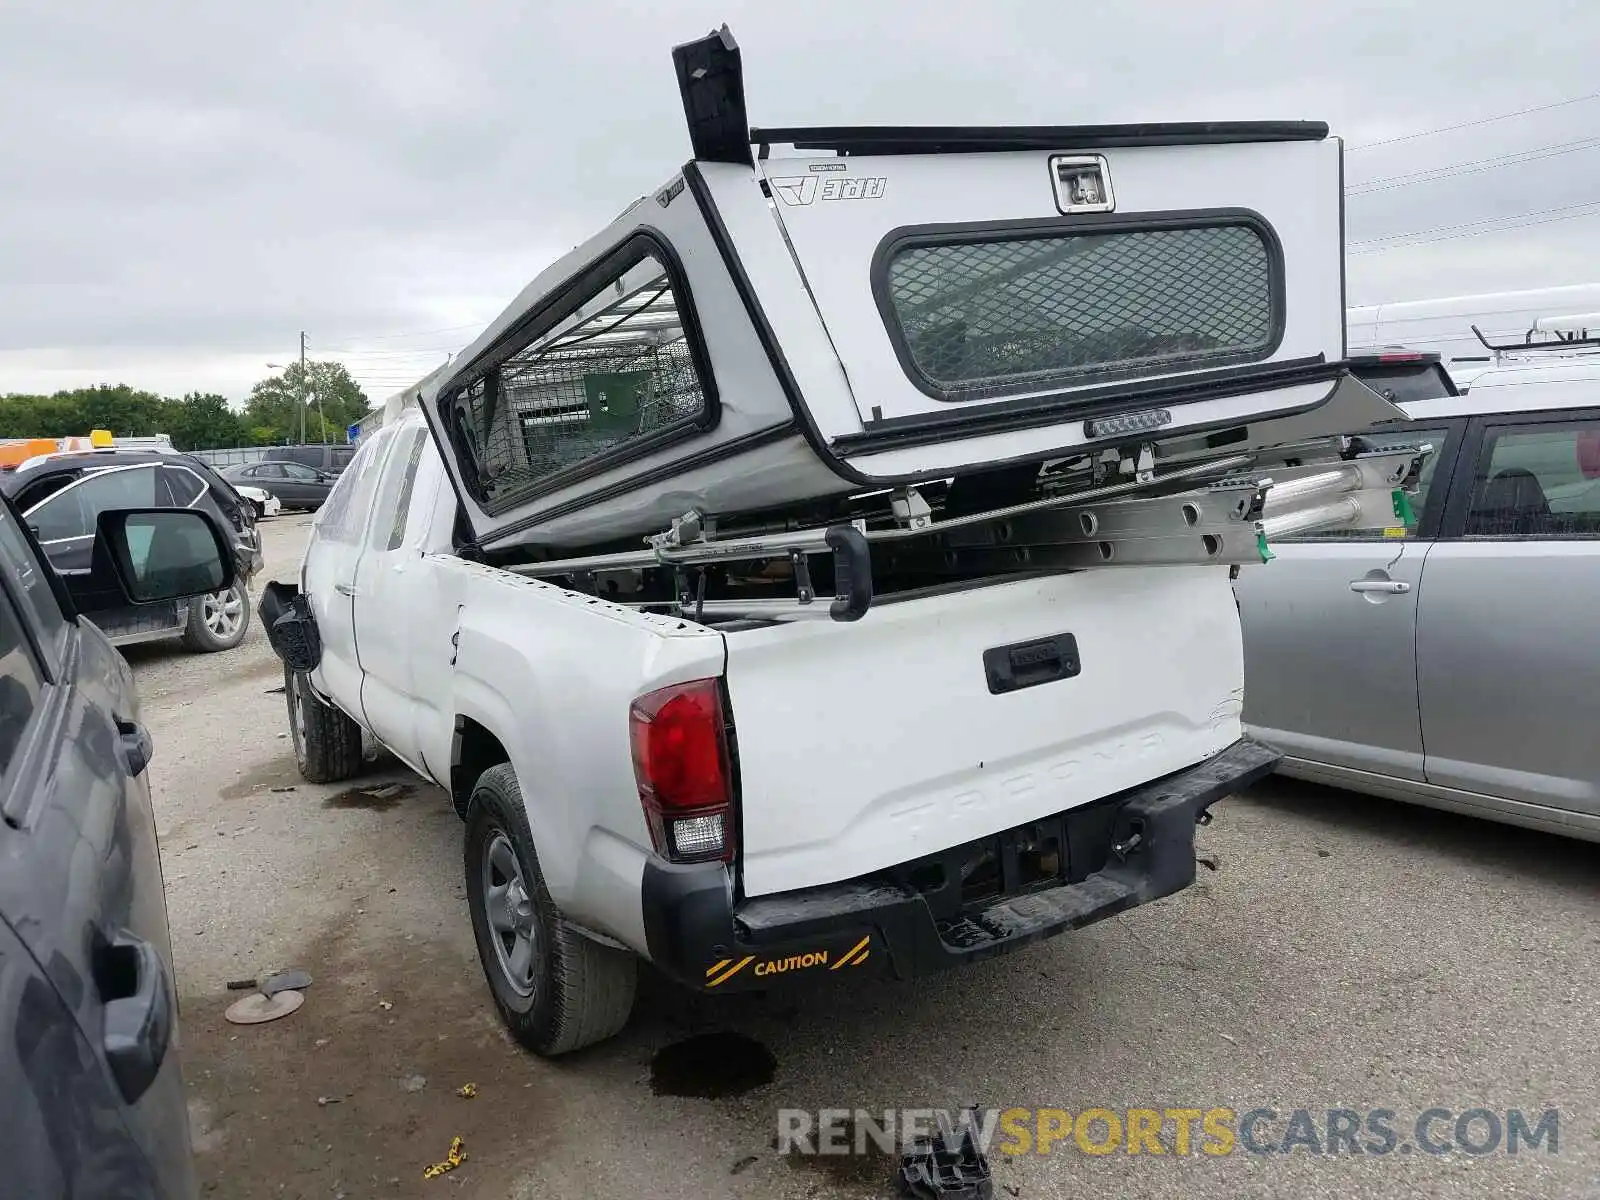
[[132, 512, 1600, 1199]]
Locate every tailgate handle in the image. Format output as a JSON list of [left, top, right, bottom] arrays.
[[984, 633, 1080, 695]]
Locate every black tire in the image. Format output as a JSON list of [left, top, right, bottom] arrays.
[[251, 500, 266, 521], [285, 665, 363, 784], [181, 581, 251, 653], [464, 763, 637, 1056]]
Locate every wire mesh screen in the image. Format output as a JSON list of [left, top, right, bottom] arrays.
[[468, 254, 708, 506], [884, 224, 1275, 396]]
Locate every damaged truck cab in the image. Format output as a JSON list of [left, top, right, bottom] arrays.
[[263, 26, 1429, 1055]]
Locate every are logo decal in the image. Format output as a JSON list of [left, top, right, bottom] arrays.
[[771, 176, 888, 206]]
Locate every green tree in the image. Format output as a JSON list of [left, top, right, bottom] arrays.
[[74, 384, 168, 436], [0, 393, 68, 438], [1, 361, 368, 450], [161, 392, 244, 451], [0, 385, 166, 440], [245, 361, 369, 445]]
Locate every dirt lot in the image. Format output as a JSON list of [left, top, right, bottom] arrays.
[[129, 512, 1600, 1199]]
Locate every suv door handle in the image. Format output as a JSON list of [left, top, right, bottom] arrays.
[[95, 930, 174, 1104], [334, 582, 357, 596], [116, 719, 153, 777], [1349, 579, 1410, 595]]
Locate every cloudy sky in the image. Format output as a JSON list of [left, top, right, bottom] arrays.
[[3, 0, 1598, 405]]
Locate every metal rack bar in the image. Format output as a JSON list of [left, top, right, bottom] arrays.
[[504, 444, 1431, 623], [507, 453, 1257, 579]]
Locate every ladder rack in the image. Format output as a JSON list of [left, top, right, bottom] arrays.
[[508, 444, 1431, 623]]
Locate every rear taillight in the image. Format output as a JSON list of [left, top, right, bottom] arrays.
[[629, 678, 734, 864]]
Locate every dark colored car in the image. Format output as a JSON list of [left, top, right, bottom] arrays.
[[0, 450, 264, 653], [221, 460, 336, 511], [0, 488, 236, 1198], [261, 443, 356, 477]]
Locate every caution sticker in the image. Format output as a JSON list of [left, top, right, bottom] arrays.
[[704, 936, 873, 988]]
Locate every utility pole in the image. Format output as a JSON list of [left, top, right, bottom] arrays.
[[298, 331, 308, 444]]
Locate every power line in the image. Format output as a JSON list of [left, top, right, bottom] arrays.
[[335, 348, 463, 361], [315, 322, 483, 351], [1347, 136, 1600, 195], [1348, 201, 1600, 254], [1348, 90, 1600, 151]]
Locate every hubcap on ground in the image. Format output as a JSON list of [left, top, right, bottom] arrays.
[[483, 832, 539, 998], [203, 584, 245, 639]]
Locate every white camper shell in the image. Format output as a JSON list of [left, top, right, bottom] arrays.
[[416, 26, 1419, 623]]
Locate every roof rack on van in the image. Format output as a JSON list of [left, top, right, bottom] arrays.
[[1471, 322, 1600, 354]]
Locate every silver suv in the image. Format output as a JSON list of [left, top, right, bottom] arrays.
[[1236, 350, 1600, 841]]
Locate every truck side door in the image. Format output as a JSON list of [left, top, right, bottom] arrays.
[[301, 428, 397, 722], [1418, 408, 1600, 815], [351, 421, 439, 778], [1235, 421, 1463, 780]]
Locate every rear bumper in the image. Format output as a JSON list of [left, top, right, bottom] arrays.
[[641, 737, 1279, 992]]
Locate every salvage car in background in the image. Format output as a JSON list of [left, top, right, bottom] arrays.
[[222, 461, 336, 511], [1237, 347, 1600, 841], [0, 487, 237, 1198], [1, 449, 263, 652], [262, 443, 356, 478], [232, 483, 282, 520]]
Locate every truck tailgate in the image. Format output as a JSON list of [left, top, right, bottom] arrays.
[[723, 565, 1245, 897]]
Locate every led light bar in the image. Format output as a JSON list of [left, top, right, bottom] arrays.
[[1084, 408, 1173, 439]]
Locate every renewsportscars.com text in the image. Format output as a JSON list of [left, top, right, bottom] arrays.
[[777, 1105, 1560, 1159]]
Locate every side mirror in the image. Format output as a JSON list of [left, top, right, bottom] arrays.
[[62, 508, 238, 613]]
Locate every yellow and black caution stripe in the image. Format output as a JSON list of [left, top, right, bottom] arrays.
[[705, 955, 756, 988], [829, 935, 872, 971]]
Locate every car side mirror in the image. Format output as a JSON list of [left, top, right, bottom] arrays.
[[61, 508, 238, 613]]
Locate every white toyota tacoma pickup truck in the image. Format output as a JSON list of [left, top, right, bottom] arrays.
[[261, 27, 1430, 1056]]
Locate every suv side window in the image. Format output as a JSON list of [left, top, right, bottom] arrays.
[[25, 480, 87, 543], [26, 465, 163, 544], [163, 465, 207, 507], [269, 447, 318, 469], [368, 426, 428, 551], [1464, 418, 1600, 538], [0, 506, 67, 671], [0, 503, 62, 803], [315, 429, 396, 545], [0, 591, 43, 785]]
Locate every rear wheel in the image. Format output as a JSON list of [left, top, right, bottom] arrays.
[[285, 665, 363, 784], [181, 582, 250, 652], [464, 763, 637, 1056]]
